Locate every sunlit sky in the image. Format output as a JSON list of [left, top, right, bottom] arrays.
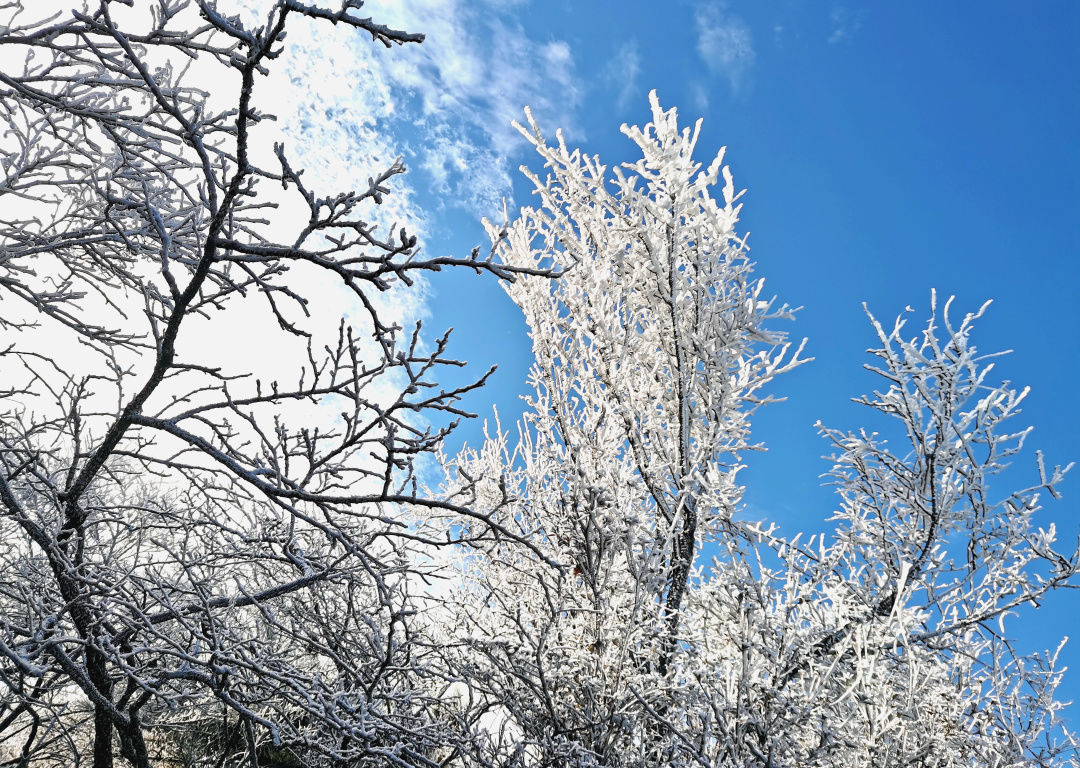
[[259, 0, 1080, 714]]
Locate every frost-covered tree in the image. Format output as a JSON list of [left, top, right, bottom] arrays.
[[0, 2, 548, 767], [444, 93, 1079, 767]]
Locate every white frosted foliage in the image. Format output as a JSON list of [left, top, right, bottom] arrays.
[[438, 95, 1079, 767]]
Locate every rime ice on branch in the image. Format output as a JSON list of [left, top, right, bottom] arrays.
[[443, 93, 1078, 767], [0, 2, 551, 767]]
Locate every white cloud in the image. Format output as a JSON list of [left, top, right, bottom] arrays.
[[691, 82, 711, 112], [695, 4, 755, 95], [604, 39, 642, 111], [226, 0, 579, 222], [357, 0, 582, 217], [420, 129, 512, 219], [543, 40, 573, 71], [828, 6, 866, 44]]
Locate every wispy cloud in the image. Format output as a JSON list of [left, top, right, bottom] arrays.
[[603, 39, 641, 111], [229, 0, 580, 222], [689, 82, 710, 113], [695, 5, 755, 95], [362, 0, 581, 217], [828, 6, 866, 44]]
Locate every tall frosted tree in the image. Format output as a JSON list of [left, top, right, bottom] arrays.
[[444, 93, 1078, 767]]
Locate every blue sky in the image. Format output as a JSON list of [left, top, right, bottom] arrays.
[[307, 0, 1080, 715]]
